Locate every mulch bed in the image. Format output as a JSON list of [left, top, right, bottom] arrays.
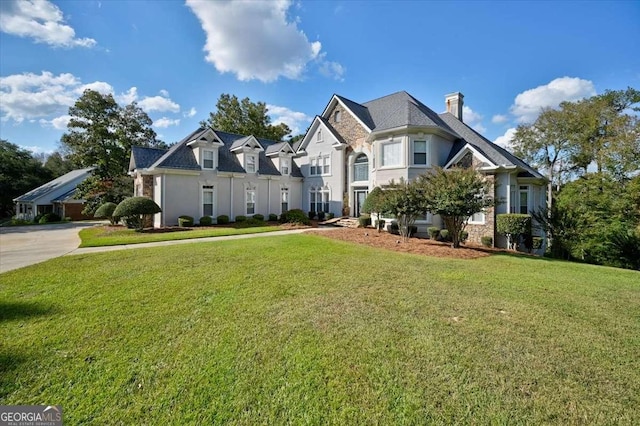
[[308, 227, 506, 260]]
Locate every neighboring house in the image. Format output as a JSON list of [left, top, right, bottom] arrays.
[[13, 167, 94, 221], [128, 90, 545, 249], [129, 128, 303, 227]]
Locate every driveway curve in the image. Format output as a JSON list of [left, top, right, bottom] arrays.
[[0, 221, 102, 274]]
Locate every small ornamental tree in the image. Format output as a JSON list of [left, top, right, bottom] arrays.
[[94, 202, 118, 225], [381, 178, 429, 242], [418, 167, 495, 248], [361, 187, 387, 232], [112, 197, 161, 231], [497, 214, 532, 250]]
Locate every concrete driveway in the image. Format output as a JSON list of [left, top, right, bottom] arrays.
[[0, 221, 101, 274]]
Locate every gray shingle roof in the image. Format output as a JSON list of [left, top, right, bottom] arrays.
[[335, 95, 375, 130], [439, 112, 544, 179], [14, 167, 94, 202], [131, 128, 302, 177], [317, 116, 346, 145]]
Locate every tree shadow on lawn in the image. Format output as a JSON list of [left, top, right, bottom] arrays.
[[0, 301, 58, 322]]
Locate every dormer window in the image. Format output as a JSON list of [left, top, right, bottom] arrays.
[[202, 149, 215, 169], [246, 154, 257, 173], [280, 158, 290, 176]]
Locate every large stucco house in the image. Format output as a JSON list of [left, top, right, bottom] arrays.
[[129, 91, 546, 247]]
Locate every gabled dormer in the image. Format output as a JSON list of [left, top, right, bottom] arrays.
[[230, 135, 264, 173], [187, 128, 224, 171], [265, 142, 295, 176]]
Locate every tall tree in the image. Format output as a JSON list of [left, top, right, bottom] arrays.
[[44, 151, 76, 177], [203, 94, 291, 141], [380, 178, 430, 242], [418, 167, 495, 248], [0, 140, 52, 217]]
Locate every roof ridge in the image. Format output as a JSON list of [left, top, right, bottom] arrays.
[[361, 90, 409, 105]]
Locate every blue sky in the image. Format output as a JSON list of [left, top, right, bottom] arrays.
[[1, 0, 638, 155]]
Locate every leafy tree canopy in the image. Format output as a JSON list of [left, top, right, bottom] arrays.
[[203, 94, 291, 141], [0, 140, 53, 217], [381, 178, 430, 242]]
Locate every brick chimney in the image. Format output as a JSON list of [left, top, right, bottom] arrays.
[[445, 92, 464, 122]]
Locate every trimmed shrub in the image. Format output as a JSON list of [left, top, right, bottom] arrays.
[[33, 214, 42, 223], [253, 214, 264, 221], [326, 212, 335, 220], [532, 236, 544, 250], [428, 227, 440, 240], [481, 236, 493, 247], [10, 218, 32, 226], [39, 212, 61, 224], [268, 213, 278, 222], [308, 211, 316, 220], [280, 209, 311, 225], [235, 217, 266, 228], [389, 222, 400, 235], [358, 215, 371, 227], [497, 214, 532, 250], [217, 215, 229, 225], [94, 202, 118, 224], [199, 216, 212, 226], [113, 197, 161, 231], [439, 229, 450, 242], [317, 211, 326, 221], [235, 215, 247, 223], [178, 215, 194, 227]]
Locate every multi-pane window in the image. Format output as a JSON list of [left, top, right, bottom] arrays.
[[280, 158, 290, 176], [381, 141, 401, 167], [519, 185, 529, 214], [310, 189, 329, 213], [322, 156, 330, 174], [354, 154, 368, 181], [246, 155, 256, 173], [246, 189, 256, 215], [203, 150, 215, 169], [309, 156, 330, 176], [310, 158, 317, 175], [281, 188, 289, 213], [469, 212, 485, 224], [413, 140, 427, 165], [203, 185, 214, 217]]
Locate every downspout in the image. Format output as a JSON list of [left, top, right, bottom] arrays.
[[161, 174, 166, 227], [268, 178, 271, 215], [230, 175, 234, 220]]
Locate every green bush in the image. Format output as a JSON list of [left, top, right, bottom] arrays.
[[268, 214, 278, 222], [326, 213, 335, 220], [39, 212, 61, 224], [10, 218, 33, 226], [235, 215, 247, 223], [389, 222, 400, 235], [235, 217, 266, 228], [217, 215, 229, 225], [253, 214, 264, 221], [280, 209, 311, 225], [532, 236, 544, 250], [94, 202, 117, 224], [308, 211, 316, 220], [199, 216, 212, 226], [317, 211, 326, 221], [497, 214, 532, 250], [33, 214, 42, 223], [359, 215, 371, 227], [440, 229, 450, 242], [112, 197, 161, 231], [178, 215, 194, 227], [428, 227, 440, 240], [481, 236, 493, 247]]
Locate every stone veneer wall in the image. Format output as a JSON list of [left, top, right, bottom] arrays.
[[465, 174, 496, 246], [133, 173, 155, 227], [326, 104, 369, 146]]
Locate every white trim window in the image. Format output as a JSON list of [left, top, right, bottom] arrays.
[[317, 129, 323, 142], [412, 140, 427, 165], [203, 149, 215, 169], [309, 188, 330, 213], [202, 185, 214, 217], [381, 141, 402, 167], [246, 189, 256, 215], [353, 154, 368, 181], [280, 158, 290, 176], [322, 155, 330, 174], [281, 188, 289, 214], [246, 154, 257, 173], [469, 212, 485, 224], [415, 213, 433, 223], [519, 185, 529, 214], [309, 155, 330, 176]]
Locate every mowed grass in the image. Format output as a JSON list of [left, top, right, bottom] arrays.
[[1, 235, 639, 424], [78, 224, 282, 247]]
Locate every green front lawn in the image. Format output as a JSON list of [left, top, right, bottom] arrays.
[[79, 224, 285, 247], [1, 235, 638, 423]]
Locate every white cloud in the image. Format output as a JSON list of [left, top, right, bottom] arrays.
[[492, 114, 508, 124], [39, 114, 71, 130], [19, 144, 53, 155], [154, 117, 180, 128], [494, 127, 517, 151], [186, 0, 337, 82], [0, 0, 96, 48], [138, 95, 180, 113], [159, 89, 170, 97], [116, 87, 138, 105], [317, 53, 345, 81], [77, 81, 113, 95], [462, 105, 486, 134], [510, 77, 596, 123], [183, 107, 197, 118], [267, 104, 312, 135]]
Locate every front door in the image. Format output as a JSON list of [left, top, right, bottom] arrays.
[[354, 189, 368, 217]]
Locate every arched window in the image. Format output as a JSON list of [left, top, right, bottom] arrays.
[[354, 154, 368, 181]]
